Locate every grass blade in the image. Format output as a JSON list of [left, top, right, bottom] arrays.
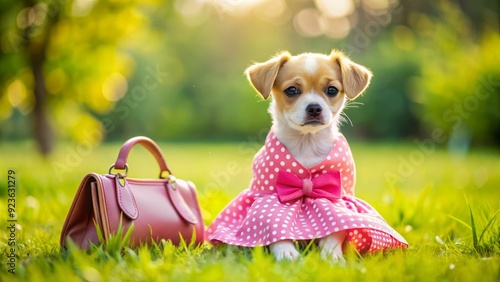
[[446, 214, 472, 230], [478, 210, 499, 244], [121, 222, 135, 247], [93, 219, 105, 243], [464, 196, 478, 250]]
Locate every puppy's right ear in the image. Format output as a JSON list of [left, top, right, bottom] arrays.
[[245, 52, 291, 99]]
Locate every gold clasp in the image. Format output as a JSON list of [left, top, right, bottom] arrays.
[[167, 175, 177, 190], [108, 164, 129, 178]]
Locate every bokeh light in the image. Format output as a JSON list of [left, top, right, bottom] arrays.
[[294, 8, 322, 37], [315, 0, 355, 18], [102, 73, 128, 102]]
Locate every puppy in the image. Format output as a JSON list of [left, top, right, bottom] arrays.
[[245, 50, 372, 261], [207, 50, 407, 260]]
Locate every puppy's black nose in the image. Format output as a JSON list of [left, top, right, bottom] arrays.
[[306, 104, 322, 117]]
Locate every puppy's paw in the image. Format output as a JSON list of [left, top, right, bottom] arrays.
[[319, 232, 346, 264], [320, 243, 346, 264], [269, 241, 300, 261]]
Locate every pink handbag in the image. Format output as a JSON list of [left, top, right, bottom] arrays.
[[60, 136, 204, 249]]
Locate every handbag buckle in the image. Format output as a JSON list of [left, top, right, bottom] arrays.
[[167, 175, 177, 190], [109, 164, 129, 178]]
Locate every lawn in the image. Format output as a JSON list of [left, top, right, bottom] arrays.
[[0, 139, 499, 281]]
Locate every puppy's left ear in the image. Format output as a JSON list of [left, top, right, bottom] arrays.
[[331, 50, 373, 100], [245, 51, 291, 100]]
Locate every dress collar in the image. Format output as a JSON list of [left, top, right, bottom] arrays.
[[265, 129, 343, 174]]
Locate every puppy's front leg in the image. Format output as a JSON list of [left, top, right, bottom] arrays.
[[269, 240, 300, 261], [319, 231, 346, 264]]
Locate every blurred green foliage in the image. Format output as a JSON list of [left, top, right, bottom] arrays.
[[413, 1, 500, 146], [0, 0, 499, 154]]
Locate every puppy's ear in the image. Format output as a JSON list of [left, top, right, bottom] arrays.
[[245, 51, 291, 99], [331, 49, 372, 100]]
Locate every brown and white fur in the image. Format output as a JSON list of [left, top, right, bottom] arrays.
[[245, 50, 372, 262]]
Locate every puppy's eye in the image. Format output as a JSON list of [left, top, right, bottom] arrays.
[[326, 86, 339, 97], [284, 86, 300, 96]]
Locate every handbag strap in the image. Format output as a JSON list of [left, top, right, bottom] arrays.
[[113, 136, 171, 177]]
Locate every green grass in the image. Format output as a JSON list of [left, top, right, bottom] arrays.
[[1, 140, 499, 281]]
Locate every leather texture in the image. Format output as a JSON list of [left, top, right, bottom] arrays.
[[60, 136, 204, 249]]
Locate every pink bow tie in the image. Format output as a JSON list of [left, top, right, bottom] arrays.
[[275, 170, 342, 203]]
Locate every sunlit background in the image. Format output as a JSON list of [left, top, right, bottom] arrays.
[[0, 0, 499, 155]]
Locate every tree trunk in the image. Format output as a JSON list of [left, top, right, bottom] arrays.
[[23, 0, 60, 155], [30, 51, 54, 155]]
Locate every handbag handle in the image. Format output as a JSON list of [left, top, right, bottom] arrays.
[[112, 136, 172, 177]]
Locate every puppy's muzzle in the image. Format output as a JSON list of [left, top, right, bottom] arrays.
[[303, 104, 325, 126], [306, 104, 322, 118]]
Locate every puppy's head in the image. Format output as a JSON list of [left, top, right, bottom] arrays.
[[246, 50, 372, 134]]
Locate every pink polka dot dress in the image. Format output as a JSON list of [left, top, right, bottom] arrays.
[[207, 130, 408, 253]]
